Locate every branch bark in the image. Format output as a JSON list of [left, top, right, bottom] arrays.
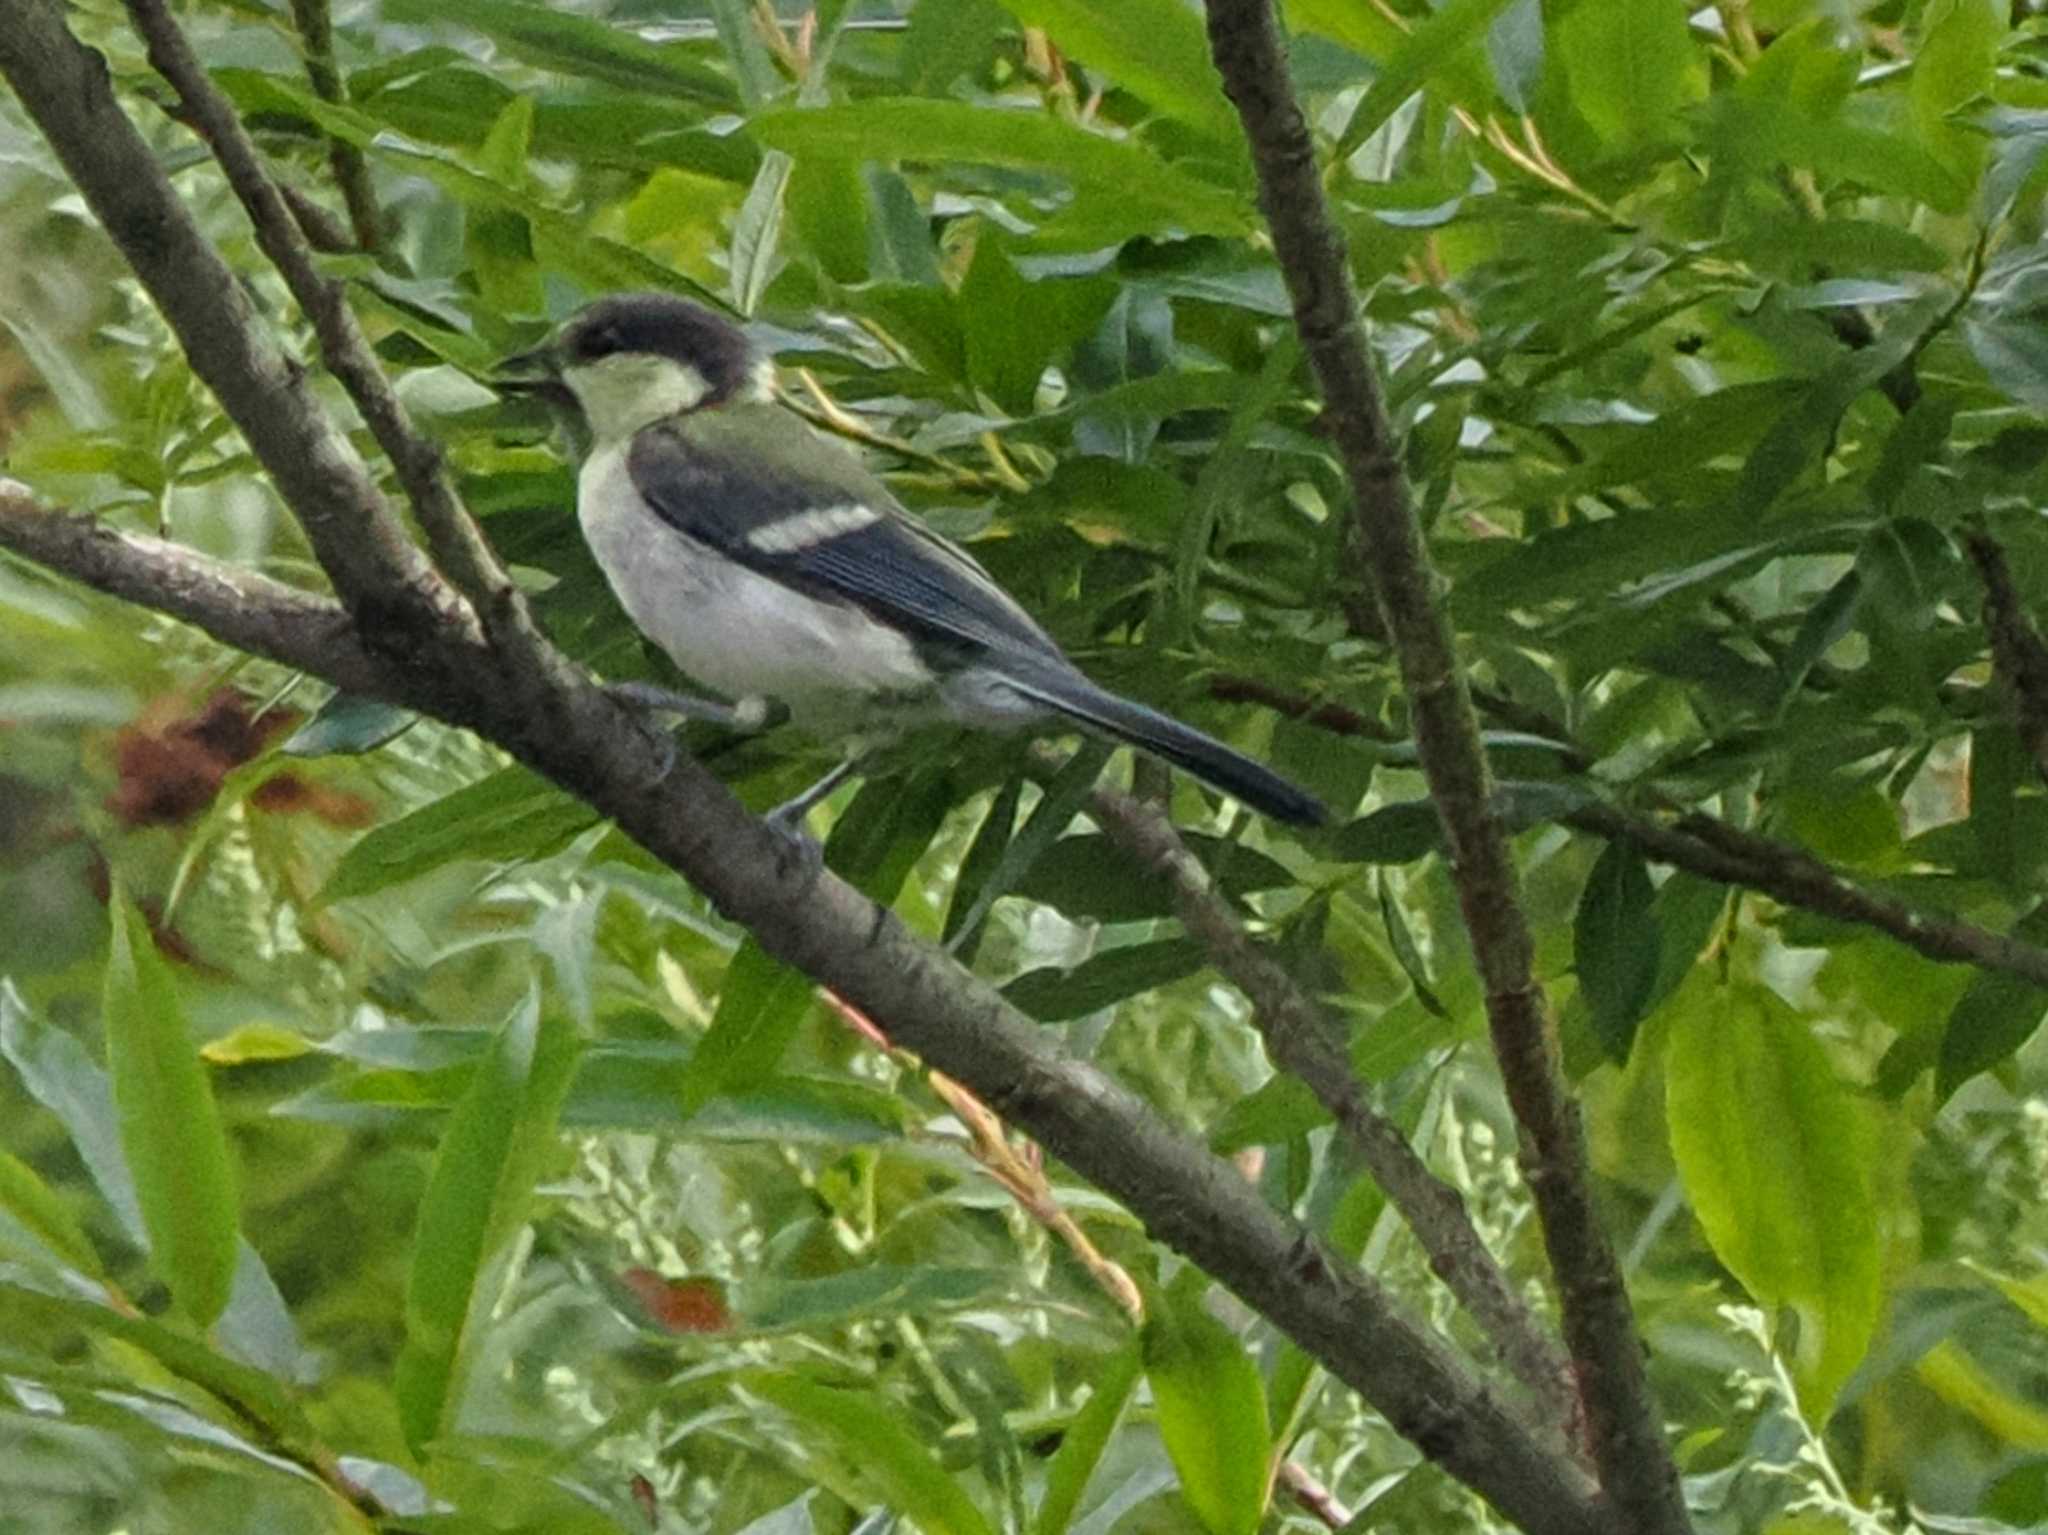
[[0, 7, 1615, 1527], [1079, 771, 1580, 1441], [1966, 528, 2048, 791], [1201, 3, 1689, 1528], [1237, 677, 2048, 995], [0, 489, 1609, 1535]]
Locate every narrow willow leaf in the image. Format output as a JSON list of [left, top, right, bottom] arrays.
[[1033, 1341, 1142, 1535], [104, 888, 239, 1328], [396, 993, 578, 1452], [674, 941, 814, 1123], [1337, 0, 1521, 157], [749, 101, 1251, 239], [994, 0, 1241, 145], [382, 0, 736, 105], [1553, 0, 1700, 151], [749, 1374, 997, 1535], [0, 1149, 102, 1276], [321, 765, 599, 903], [1666, 977, 1879, 1418], [730, 151, 792, 316], [1574, 842, 1660, 1061], [1936, 904, 2048, 1098], [1002, 937, 1208, 1022], [1143, 1283, 1270, 1535]]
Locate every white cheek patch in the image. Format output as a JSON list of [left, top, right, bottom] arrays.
[[564, 355, 711, 440], [746, 503, 883, 553]]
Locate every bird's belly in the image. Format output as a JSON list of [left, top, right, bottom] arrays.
[[578, 445, 933, 732]]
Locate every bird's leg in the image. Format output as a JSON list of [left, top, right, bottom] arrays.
[[605, 680, 775, 732], [604, 681, 779, 785], [764, 757, 860, 844]]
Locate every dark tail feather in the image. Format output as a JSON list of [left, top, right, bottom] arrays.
[[1012, 673, 1328, 826]]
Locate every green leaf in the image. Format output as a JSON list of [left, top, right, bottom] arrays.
[[943, 776, 1025, 962], [381, 0, 737, 105], [1002, 937, 1209, 1022], [1911, 0, 2002, 185], [1010, 832, 1294, 924], [395, 993, 578, 1452], [1032, 1341, 1142, 1535], [1555, 0, 1700, 152], [103, 888, 239, 1328], [740, 1266, 1014, 1332], [675, 940, 814, 1123], [994, 0, 1242, 146], [1935, 904, 2048, 1098], [281, 692, 417, 756], [1143, 1282, 1270, 1535], [321, 765, 600, 903], [901, 0, 1010, 94], [748, 101, 1252, 241], [1575, 843, 1660, 1061], [1666, 977, 1880, 1419], [959, 240, 1116, 414], [1328, 800, 1442, 864], [731, 151, 792, 316], [0, 1149, 102, 1277], [749, 1374, 997, 1535], [0, 1282, 308, 1443], [1338, 0, 1521, 157]]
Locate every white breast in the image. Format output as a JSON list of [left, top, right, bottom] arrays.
[[577, 441, 934, 736]]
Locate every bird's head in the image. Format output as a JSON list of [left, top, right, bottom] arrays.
[[499, 294, 774, 444]]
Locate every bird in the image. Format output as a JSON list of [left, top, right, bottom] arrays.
[[500, 292, 1327, 834]]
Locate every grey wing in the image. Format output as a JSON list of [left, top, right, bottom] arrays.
[[626, 408, 1068, 666]]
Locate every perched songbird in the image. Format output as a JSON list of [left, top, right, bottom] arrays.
[[503, 293, 1326, 831]]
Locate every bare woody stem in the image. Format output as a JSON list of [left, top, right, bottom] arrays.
[[1201, 2, 1690, 1529], [0, 4, 1615, 1520], [284, 0, 382, 253], [1077, 770, 1579, 1440]]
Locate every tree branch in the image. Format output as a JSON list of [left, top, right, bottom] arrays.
[[0, 484, 387, 695], [0, 497, 1608, 1535], [1251, 677, 2048, 996], [123, 0, 512, 618], [285, 0, 382, 254], [1201, 3, 1688, 1528], [1079, 771, 1580, 1442], [0, 8, 1615, 1525], [1965, 528, 2048, 790]]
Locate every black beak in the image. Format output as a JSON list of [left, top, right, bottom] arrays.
[[490, 343, 574, 411], [491, 342, 555, 389]]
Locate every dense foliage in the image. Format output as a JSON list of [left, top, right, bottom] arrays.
[[4, 0, 2048, 1532]]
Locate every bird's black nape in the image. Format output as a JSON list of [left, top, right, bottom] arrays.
[[556, 293, 759, 407]]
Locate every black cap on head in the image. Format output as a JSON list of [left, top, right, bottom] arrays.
[[557, 294, 759, 406]]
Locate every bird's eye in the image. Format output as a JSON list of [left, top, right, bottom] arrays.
[[574, 323, 623, 362]]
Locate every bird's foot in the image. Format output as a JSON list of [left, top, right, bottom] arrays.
[[759, 759, 860, 872], [605, 680, 776, 732]]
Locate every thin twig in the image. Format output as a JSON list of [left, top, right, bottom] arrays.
[[1201, 3, 1688, 1529], [1965, 528, 2048, 790], [285, 0, 381, 253], [125, 0, 513, 617], [1077, 768, 1580, 1440]]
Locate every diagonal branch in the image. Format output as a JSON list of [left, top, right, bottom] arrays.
[[0, 1, 443, 625], [1201, 2, 1689, 1529], [0, 490, 1610, 1535], [1965, 528, 2048, 790], [123, 0, 511, 617], [0, 7, 1616, 1521], [285, 0, 382, 254], [1078, 771, 1579, 1441], [0, 483, 387, 695]]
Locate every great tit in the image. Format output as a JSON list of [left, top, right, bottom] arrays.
[[504, 293, 1327, 830]]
